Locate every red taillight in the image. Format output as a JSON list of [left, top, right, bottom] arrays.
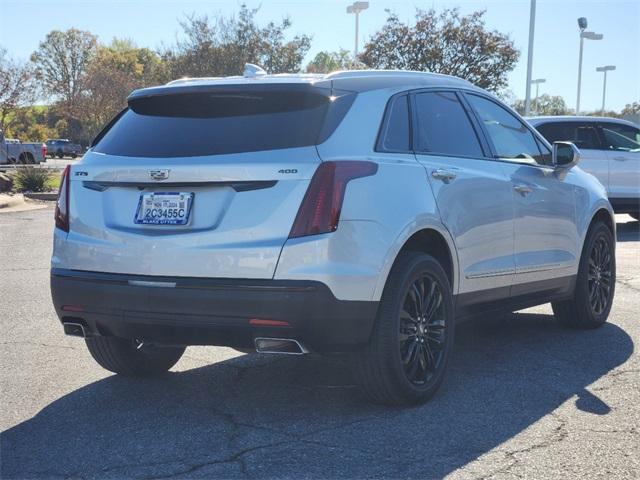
[[289, 161, 378, 238], [42, 144, 47, 158], [55, 165, 70, 232]]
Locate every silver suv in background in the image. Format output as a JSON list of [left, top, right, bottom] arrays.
[[46, 139, 82, 159], [529, 116, 640, 220], [50, 70, 616, 405]]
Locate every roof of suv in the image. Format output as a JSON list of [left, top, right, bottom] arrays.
[[129, 70, 481, 100], [527, 116, 638, 127]]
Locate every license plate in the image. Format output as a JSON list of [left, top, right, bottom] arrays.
[[134, 192, 194, 225]]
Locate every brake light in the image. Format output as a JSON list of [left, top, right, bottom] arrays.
[[42, 144, 47, 158], [55, 165, 70, 232], [289, 161, 378, 238]]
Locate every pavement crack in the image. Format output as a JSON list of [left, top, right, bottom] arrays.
[[0, 340, 78, 350]]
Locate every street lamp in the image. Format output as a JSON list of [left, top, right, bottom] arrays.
[[347, 1, 369, 58], [531, 78, 546, 114], [524, 0, 537, 116], [576, 17, 603, 114], [596, 65, 616, 115]]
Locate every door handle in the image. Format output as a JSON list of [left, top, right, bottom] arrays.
[[613, 156, 627, 161], [513, 184, 533, 196], [431, 169, 457, 184]]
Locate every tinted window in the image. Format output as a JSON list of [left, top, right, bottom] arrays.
[[467, 94, 543, 164], [378, 95, 410, 152], [600, 123, 640, 151], [536, 122, 601, 150], [93, 90, 354, 158], [414, 92, 483, 157]]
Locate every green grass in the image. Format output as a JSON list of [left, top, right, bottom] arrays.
[[47, 173, 61, 192]]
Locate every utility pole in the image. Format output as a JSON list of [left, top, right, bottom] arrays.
[[576, 17, 603, 114], [524, 0, 536, 117], [347, 2, 369, 58], [596, 65, 616, 115]]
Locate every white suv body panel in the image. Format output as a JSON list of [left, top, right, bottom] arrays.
[[52, 147, 319, 279]]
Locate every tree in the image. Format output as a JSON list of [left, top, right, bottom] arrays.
[[79, 39, 167, 142], [621, 101, 640, 116], [0, 47, 36, 134], [359, 9, 519, 92], [306, 49, 363, 73], [512, 94, 570, 116], [164, 5, 311, 78], [30, 29, 98, 115]]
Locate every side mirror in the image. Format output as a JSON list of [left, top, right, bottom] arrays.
[[553, 141, 580, 170]]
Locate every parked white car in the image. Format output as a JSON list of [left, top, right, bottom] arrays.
[[528, 116, 640, 220], [50, 69, 616, 405]]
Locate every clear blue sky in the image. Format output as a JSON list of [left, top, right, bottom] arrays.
[[1, 0, 638, 112]]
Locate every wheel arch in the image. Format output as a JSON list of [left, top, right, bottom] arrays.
[[373, 223, 459, 300], [583, 204, 616, 248]]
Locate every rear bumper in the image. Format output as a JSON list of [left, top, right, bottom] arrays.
[[50, 268, 378, 353]]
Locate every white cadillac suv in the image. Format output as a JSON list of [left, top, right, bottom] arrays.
[[51, 69, 616, 405]]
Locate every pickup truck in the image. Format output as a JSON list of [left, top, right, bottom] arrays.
[[45, 139, 82, 159], [0, 131, 47, 164]]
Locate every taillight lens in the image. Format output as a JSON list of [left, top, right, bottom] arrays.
[[289, 161, 378, 238], [55, 165, 70, 232], [42, 144, 47, 158]]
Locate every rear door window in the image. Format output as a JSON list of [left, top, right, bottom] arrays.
[[535, 122, 602, 150], [414, 91, 483, 157], [599, 123, 640, 151], [93, 89, 354, 158]]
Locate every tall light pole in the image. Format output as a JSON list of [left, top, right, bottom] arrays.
[[347, 1, 369, 58], [596, 65, 616, 115], [576, 17, 603, 114], [531, 78, 546, 114], [524, 0, 536, 116]]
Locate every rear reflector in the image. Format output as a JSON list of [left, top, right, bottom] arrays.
[[289, 161, 377, 238], [249, 318, 291, 327]]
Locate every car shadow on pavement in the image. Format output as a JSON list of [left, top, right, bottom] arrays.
[[616, 218, 639, 242], [1, 313, 633, 479]]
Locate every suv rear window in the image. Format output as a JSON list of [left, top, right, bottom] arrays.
[[92, 89, 354, 158]]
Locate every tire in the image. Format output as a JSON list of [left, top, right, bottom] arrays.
[[56, 150, 64, 159], [26, 153, 35, 164], [353, 252, 455, 405], [85, 336, 185, 376], [552, 221, 615, 329]]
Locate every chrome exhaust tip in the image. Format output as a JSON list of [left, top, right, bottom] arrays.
[[254, 337, 308, 355], [63, 322, 86, 338]]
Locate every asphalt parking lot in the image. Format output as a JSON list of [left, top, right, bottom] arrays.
[[1, 207, 638, 479]]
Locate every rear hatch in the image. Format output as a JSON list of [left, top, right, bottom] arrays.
[[59, 83, 355, 279]]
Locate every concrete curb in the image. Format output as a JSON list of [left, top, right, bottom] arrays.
[[23, 192, 58, 201]]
